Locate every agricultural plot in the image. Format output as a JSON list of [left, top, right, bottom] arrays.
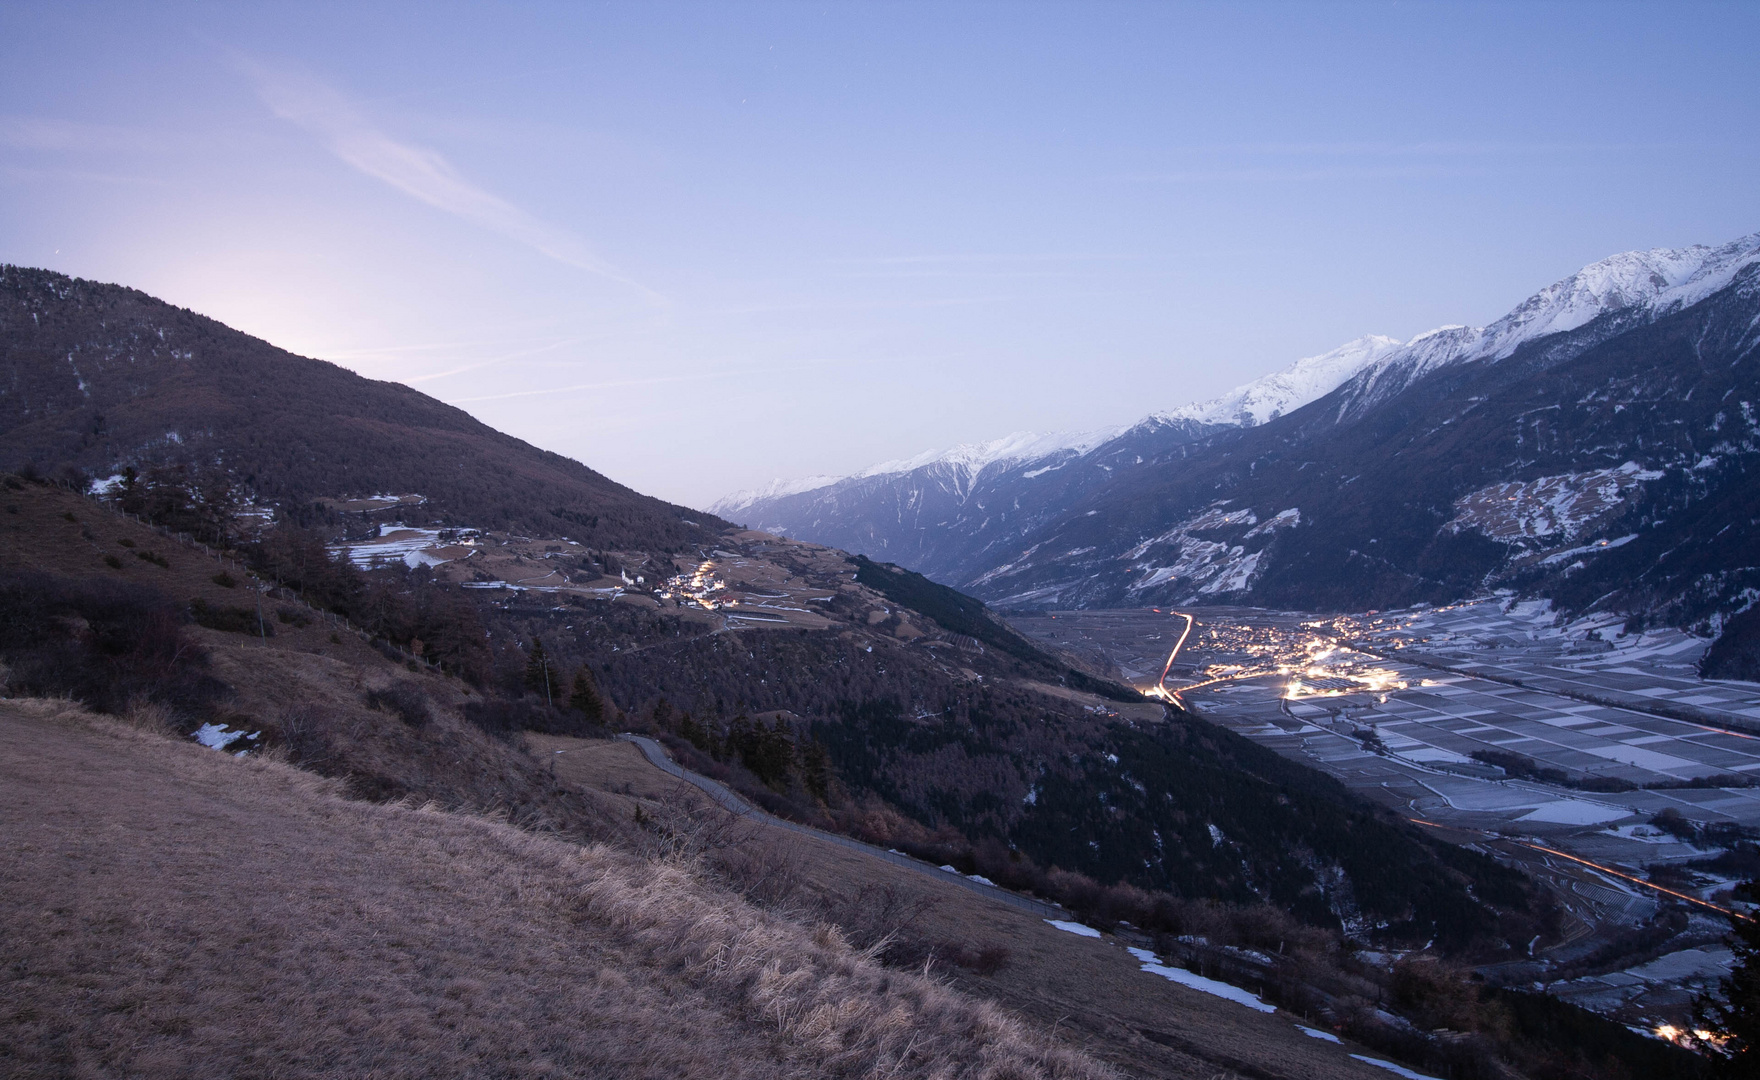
[[1009, 601, 1760, 1030]]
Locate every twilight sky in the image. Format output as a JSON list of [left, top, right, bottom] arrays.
[[2, 2, 1756, 509]]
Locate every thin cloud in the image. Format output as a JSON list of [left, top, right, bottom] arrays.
[[240, 59, 643, 289]]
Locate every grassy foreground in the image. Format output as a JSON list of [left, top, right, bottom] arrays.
[[0, 700, 1108, 1080]]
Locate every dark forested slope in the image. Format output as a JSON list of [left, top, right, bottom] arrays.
[[0, 266, 718, 548]]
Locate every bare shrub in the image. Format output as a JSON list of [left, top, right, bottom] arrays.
[[919, 940, 1012, 976], [363, 681, 430, 728], [277, 703, 338, 768], [631, 797, 750, 864], [1388, 955, 1487, 1034], [120, 698, 178, 735], [818, 881, 941, 958]]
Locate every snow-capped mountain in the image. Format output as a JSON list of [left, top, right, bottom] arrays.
[[720, 231, 1760, 649], [706, 336, 1410, 580], [1332, 232, 1760, 419], [1155, 334, 1404, 428], [714, 426, 1124, 517], [724, 232, 1760, 523], [714, 334, 1405, 518]]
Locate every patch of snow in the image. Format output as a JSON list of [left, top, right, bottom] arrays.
[[192, 723, 255, 751], [1450, 463, 1661, 543], [330, 527, 454, 570], [1578, 742, 1702, 773], [1396, 746, 1473, 765], [88, 473, 127, 496], [1124, 504, 1271, 598], [1244, 507, 1301, 538], [967, 874, 996, 886], [1200, 549, 1263, 595], [1044, 919, 1103, 938], [939, 864, 960, 873], [1537, 534, 1640, 567], [1125, 946, 1277, 1013], [1299, 1025, 1341, 1043], [1350, 1056, 1444, 1080], [1517, 800, 1632, 826]]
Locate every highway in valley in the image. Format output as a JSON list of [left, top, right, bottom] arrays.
[[1007, 601, 1760, 1030]]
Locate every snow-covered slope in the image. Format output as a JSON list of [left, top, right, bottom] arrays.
[[713, 426, 1125, 516], [1334, 232, 1760, 418], [721, 232, 1760, 517], [714, 338, 1398, 514], [1475, 232, 1760, 361], [1155, 335, 1404, 428]]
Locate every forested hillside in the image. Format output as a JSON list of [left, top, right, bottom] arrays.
[[0, 269, 1564, 967]]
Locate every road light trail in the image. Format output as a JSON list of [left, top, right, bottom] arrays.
[[1514, 841, 1741, 918], [1403, 817, 1744, 918], [1155, 611, 1195, 697]]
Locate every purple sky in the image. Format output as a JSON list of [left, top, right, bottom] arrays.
[[3, 2, 1756, 507]]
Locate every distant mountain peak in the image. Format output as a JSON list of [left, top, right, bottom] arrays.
[[715, 335, 1404, 513], [1332, 230, 1760, 419], [718, 229, 1760, 524], [712, 427, 1126, 515], [1153, 333, 1404, 429], [1470, 232, 1760, 362]]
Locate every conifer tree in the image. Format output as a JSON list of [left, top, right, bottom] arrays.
[[524, 638, 555, 707], [800, 737, 831, 802], [567, 665, 604, 724]]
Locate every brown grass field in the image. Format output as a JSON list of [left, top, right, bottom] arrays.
[[531, 736, 1422, 1080], [0, 701, 1113, 1079]]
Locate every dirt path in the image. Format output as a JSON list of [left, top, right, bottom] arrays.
[[576, 735, 1422, 1080], [616, 733, 1070, 920]]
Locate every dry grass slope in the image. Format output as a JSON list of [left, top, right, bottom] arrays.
[[0, 701, 1110, 1080]]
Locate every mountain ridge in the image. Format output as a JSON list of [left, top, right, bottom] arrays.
[[721, 231, 1760, 518], [0, 265, 723, 548], [715, 231, 1760, 645]]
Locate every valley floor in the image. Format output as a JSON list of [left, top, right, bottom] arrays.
[[1010, 602, 1760, 1032]]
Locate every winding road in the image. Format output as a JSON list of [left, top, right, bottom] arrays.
[[615, 733, 1070, 920]]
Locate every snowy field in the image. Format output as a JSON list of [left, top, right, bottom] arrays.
[[1009, 602, 1760, 881]]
